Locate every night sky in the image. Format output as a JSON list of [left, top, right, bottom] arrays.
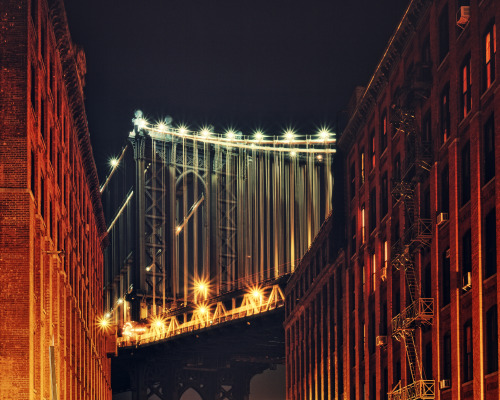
[[65, 0, 407, 180], [64, 1, 408, 398]]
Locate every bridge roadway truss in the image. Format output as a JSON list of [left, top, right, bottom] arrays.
[[102, 113, 336, 398]]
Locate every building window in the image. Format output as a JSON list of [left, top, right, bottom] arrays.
[[485, 209, 497, 278], [440, 85, 450, 143], [393, 153, 401, 182], [461, 55, 472, 119], [383, 240, 388, 270], [381, 302, 387, 335], [370, 129, 376, 169], [441, 165, 449, 214], [422, 111, 432, 151], [40, 175, 45, 219], [371, 252, 376, 292], [443, 332, 452, 380], [350, 161, 356, 200], [31, 0, 36, 25], [381, 172, 388, 217], [462, 229, 472, 277], [30, 64, 36, 112], [423, 263, 432, 298], [486, 305, 498, 373], [360, 148, 365, 186], [422, 187, 431, 219], [351, 216, 357, 256], [369, 187, 377, 233], [425, 341, 433, 377], [461, 141, 471, 205], [464, 319, 473, 382], [31, 150, 36, 196], [40, 97, 45, 141], [442, 248, 450, 306], [484, 22, 497, 91], [483, 115, 495, 184], [439, 5, 450, 63], [361, 205, 366, 244], [381, 111, 388, 153]]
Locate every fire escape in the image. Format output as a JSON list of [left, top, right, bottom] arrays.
[[388, 63, 435, 400]]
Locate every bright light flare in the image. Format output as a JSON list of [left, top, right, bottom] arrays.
[[150, 316, 166, 330], [200, 127, 211, 137], [135, 118, 148, 130], [318, 128, 330, 140], [193, 278, 210, 299], [290, 151, 297, 158], [109, 158, 119, 168], [198, 305, 208, 315], [97, 316, 112, 332], [117, 298, 124, 304], [284, 129, 295, 142], [254, 131, 264, 141], [156, 121, 167, 132], [317, 154, 323, 161], [178, 125, 189, 135], [226, 130, 236, 140]]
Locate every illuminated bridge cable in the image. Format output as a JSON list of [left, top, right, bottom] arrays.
[[176, 193, 205, 235], [107, 190, 134, 233], [100, 145, 129, 193]]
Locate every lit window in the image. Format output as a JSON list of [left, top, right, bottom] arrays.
[[461, 56, 472, 119], [463, 320, 473, 382], [383, 240, 388, 269], [381, 112, 388, 152], [370, 130, 376, 169], [361, 205, 366, 244], [484, 23, 497, 91], [371, 252, 376, 292]]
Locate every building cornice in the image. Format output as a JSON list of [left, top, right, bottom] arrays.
[[48, 0, 108, 247], [338, 0, 432, 152]]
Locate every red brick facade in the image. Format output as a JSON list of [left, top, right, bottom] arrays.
[[285, 0, 500, 398], [0, 0, 111, 399]]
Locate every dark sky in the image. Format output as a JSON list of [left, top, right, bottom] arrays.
[[65, 0, 408, 180]]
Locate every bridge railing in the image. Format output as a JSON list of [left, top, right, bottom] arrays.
[[116, 283, 286, 347]]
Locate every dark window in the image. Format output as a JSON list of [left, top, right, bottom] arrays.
[[31, 64, 36, 112], [393, 153, 401, 182], [442, 248, 450, 306], [484, 22, 497, 91], [443, 332, 452, 380], [40, 22, 45, 63], [461, 141, 471, 205], [425, 342, 433, 378], [360, 148, 365, 186], [370, 187, 377, 232], [422, 36, 431, 65], [351, 216, 356, 256], [381, 172, 388, 217], [422, 111, 432, 155], [440, 85, 450, 143], [381, 112, 388, 153], [439, 5, 450, 62], [31, 150, 36, 196], [441, 165, 449, 213], [422, 187, 431, 219], [464, 319, 473, 382], [40, 97, 45, 141], [393, 289, 400, 317], [483, 115, 495, 184], [40, 175, 45, 219], [370, 130, 376, 169], [394, 360, 401, 385], [485, 209, 497, 278], [49, 124, 53, 165], [381, 302, 387, 335], [461, 55, 472, 119], [382, 368, 388, 400], [423, 263, 432, 298], [31, 0, 36, 24], [463, 229, 472, 276], [486, 306, 498, 373], [350, 161, 356, 200]]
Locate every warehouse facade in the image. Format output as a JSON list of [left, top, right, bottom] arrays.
[[0, 0, 111, 398], [285, 0, 499, 398]]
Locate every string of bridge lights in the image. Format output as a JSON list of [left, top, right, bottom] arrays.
[[129, 111, 337, 155]]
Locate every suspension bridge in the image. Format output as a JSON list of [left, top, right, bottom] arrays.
[[101, 112, 336, 399]]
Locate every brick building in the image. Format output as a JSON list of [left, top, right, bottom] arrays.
[[0, 0, 111, 399], [285, 0, 499, 399]]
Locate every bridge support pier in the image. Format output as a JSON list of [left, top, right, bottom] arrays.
[[124, 358, 265, 400]]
